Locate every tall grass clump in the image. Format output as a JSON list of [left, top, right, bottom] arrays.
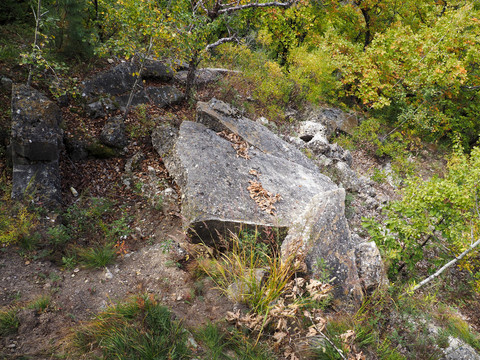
[[73, 295, 191, 359]]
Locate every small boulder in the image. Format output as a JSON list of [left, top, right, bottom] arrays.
[[100, 116, 128, 149], [306, 107, 358, 137], [1, 76, 13, 92], [354, 240, 388, 293]]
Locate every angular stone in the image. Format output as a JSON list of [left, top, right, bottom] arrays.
[[146, 86, 184, 108], [160, 120, 336, 244], [12, 162, 61, 205], [306, 107, 358, 137], [151, 123, 179, 158], [100, 115, 128, 149], [10, 85, 62, 206], [354, 240, 388, 293], [281, 188, 363, 306]]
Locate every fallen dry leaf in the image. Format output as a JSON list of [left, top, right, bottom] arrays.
[[218, 130, 250, 159], [247, 180, 281, 215]]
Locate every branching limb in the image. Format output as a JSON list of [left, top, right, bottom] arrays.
[[218, 0, 294, 14], [205, 36, 238, 51]]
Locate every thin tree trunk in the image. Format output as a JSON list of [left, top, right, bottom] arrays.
[[185, 52, 199, 101], [27, 0, 42, 86], [123, 37, 153, 121]]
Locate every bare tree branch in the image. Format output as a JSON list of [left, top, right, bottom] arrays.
[[205, 36, 238, 51], [406, 236, 480, 294], [217, 0, 294, 14]]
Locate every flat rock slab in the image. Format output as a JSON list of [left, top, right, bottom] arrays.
[[162, 115, 336, 244]]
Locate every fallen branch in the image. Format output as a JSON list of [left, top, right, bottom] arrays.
[[407, 236, 480, 294]]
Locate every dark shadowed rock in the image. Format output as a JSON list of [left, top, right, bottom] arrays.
[[142, 59, 174, 81], [281, 188, 363, 307], [82, 62, 138, 99], [65, 137, 88, 160], [114, 89, 150, 109], [1, 76, 13, 92], [11, 84, 62, 206], [146, 86, 184, 108], [100, 115, 128, 149], [12, 162, 61, 205]]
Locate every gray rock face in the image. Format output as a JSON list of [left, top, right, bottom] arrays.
[[146, 86, 184, 108], [11, 84, 63, 206], [306, 107, 358, 137], [197, 99, 319, 173], [443, 337, 480, 360], [100, 116, 128, 149], [281, 188, 363, 306], [354, 240, 388, 293], [82, 62, 137, 99], [151, 123, 179, 158], [156, 98, 385, 307], [142, 59, 174, 81], [81, 62, 184, 116], [174, 68, 224, 86]]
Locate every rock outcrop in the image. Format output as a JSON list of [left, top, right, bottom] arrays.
[[10, 84, 63, 206], [153, 98, 385, 306], [81, 62, 183, 117]]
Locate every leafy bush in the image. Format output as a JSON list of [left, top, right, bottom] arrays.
[[363, 144, 480, 286]]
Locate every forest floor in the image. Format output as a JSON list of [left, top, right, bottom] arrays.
[[1, 28, 480, 358]]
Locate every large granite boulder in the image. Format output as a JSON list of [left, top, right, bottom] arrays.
[[161, 120, 336, 243], [10, 84, 63, 206]]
